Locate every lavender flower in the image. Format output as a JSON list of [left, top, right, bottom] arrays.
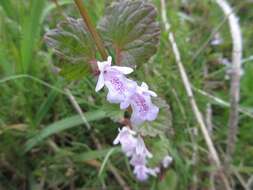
[[95, 56, 137, 106], [113, 128, 160, 181], [122, 82, 159, 125], [133, 164, 160, 181], [113, 127, 137, 157], [130, 136, 159, 181], [133, 165, 152, 181], [135, 136, 153, 158]]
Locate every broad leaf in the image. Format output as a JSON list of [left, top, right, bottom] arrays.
[[45, 17, 96, 80], [45, 17, 95, 62], [59, 63, 89, 81], [98, 0, 160, 66]]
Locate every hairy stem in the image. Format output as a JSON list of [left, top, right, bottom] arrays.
[[74, 0, 107, 59]]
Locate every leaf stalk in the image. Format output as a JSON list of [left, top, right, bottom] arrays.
[[74, 0, 107, 59]]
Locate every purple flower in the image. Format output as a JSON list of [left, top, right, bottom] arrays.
[[130, 153, 146, 166], [113, 127, 137, 157], [129, 136, 151, 167], [130, 136, 159, 181], [135, 136, 153, 158], [113, 129, 161, 181], [133, 165, 159, 181], [122, 82, 159, 125], [133, 165, 150, 181], [95, 56, 137, 106]]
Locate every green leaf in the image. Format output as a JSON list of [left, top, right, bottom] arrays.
[[45, 17, 96, 80], [59, 63, 89, 81], [98, 0, 160, 66], [45, 17, 96, 63]]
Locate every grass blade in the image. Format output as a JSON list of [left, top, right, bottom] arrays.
[[20, 0, 45, 73], [25, 109, 111, 152]]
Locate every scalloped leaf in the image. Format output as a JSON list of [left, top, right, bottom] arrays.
[[45, 17, 96, 63], [45, 17, 96, 80], [98, 0, 160, 66]]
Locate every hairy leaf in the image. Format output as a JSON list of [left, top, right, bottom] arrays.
[[98, 0, 160, 66], [45, 17, 96, 80], [45, 17, 95, 62], [59, 63, 89, 81]]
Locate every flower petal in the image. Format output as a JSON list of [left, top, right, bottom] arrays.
[[113, 136, 120, 145], [130, 113, 144, 126], [95, 74, 105, 92], [140, 82, 157, 97], [162, 155, 173, 168], [134, 165, 149, 181], [107, 56, 112, 65], [147, 105, 159, 121], [111, 66, 133, 75], [97, 61, 105, 71], [107, 92, 121, 104], [140, 82, 149, 91], [120, 101, 130, 110], [147, 90, 157, 97]]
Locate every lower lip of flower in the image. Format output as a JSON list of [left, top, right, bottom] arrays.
[[110, 77, 125, 93], [132, 94, 149, 114]]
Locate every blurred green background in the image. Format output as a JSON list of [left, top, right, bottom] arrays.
[[0, 0, 252, 189]]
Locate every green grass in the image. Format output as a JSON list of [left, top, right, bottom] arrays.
[[0, 0, 253, 189]]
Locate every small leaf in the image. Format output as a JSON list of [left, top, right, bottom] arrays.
[[98, 0, 160, 66], [45, 17, 96, 63]]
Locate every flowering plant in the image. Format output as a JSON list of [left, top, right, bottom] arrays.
[[45, 0, 172, 181]]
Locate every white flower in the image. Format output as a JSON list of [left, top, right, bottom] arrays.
[[162, 155, 173, 168]]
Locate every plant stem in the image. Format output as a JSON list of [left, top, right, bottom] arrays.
[[74, 0, 107, 60]]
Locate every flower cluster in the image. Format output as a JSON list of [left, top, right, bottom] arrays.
[[95, 56, 159, 125], [95, 56, 172, 181], [113, 127, 159, 181]]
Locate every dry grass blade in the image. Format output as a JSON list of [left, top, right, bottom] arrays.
[[215, 0, 243, 164]]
